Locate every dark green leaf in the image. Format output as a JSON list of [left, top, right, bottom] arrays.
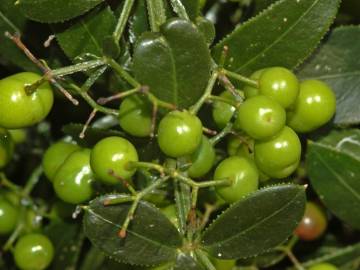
[[307, 129, 360, 230], [196, 17, 216, 46], [55, 5, 116, 60], [83, 194, 183, 266], [0, 0, 36, 71], [173, 253, 205, 270], [129, 0, 149, 45], [212, 0, 340, 75], [44, 221, 84, 270], [297, 26, 360, 126], [201, 184, 306, 259], [62, 123, 127, 148], [18, 0, 104, 23], [295, 242, 360, 270], [253, 0, 277, 15], [133, 18, 212, 109], [179, 0, 201, 21]]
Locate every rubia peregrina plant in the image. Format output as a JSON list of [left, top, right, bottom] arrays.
[[0, 0, 359, 270]]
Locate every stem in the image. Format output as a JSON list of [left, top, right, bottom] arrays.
[[195, 250, 216, 270], [97, 87, 141, 105], [105, 58, 140, 88], [22, 166, 43, 197], [0, 173, 21, 193], [127, 161, 165, 176], [190, 71, 218, 114], [209, 122, 233, 145], [2, 222, 24, 251], [207, 95, 238, 107], [113, 0, 136, 43], [146, 0, 167, 32], [169, 0, 190, 20], [51, 59, 105, 77], [222, 69, 258, 88]]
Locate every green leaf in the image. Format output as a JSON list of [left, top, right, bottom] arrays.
[[83, 194, 183, 266], [173, 253, 205, 270], [0, 0, 36, 71], [306, 129, 360, 230], [297, 26, 360, 126], [212, 0, 340, 75], [17, 0, 104, 23], [55, 5, 116, 60], [133, 18, 212, 109], [253, 0, 277, 15], [62, 123, 127, 148], [129, 0, 149, 45], [201, 184, 306, 259], [44, 221, 84, 270], [179, 0, 201, 21], [292, 242, 360, 270]]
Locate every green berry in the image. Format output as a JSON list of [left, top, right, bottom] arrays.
[[258, 67, 299, 108], [243, 69, 266, 98], [234, 95, 286, 140], [90, 136, 138, 184], [254, 126, 301, 179], [308, 263, 338, 270], [0, 127, 14, 169], [212, 91, 237, 129], [287, 80, 336, 133], [0, 198, 19, 235], [119, 95, 152, 137], [53, 149, 94, 204], [14, 233, 54, 270], [188, 136, 215, 178], [157, 110, 202, 157], [42, 141, 80, 181], [215, 156, 259, 203], [0, 72, 54, 128]]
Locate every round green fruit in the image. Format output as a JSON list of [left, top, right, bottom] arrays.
[[157, 110, 202, 157], [188, 136, 215, 178], [0, 198, 19, 235], [14, 233, 54, 270], [287, 80, 336, 133], [254, 126, 301, 179], [8, 128, 27, 144], [0, 72, 54, 129], [90, 136, 138, 184], [0, 127, 14, 169], [211, 257, 236, 270], [53, 149, 94, 204], [295, 202, 327, 241], [234, 95, 286, 140], [42, 141, 80, 181], [308, 263, 338, 270], [258, 67, 299, 108], [215, 156, 259, 203], [243, 69, 266, 98], [212, 91, 237, 129], [119, 95, 152, 137]]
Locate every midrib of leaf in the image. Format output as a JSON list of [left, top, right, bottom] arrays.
[[311, 145, 360, 201], [235, 0, 319, 73], [87, 208, 179, 251], [205, 188, 302, 247], [0, 10, 20, 32], [304, 71, 360, 80], [163, 38, 179, 105], [80, 19, 102, 55]]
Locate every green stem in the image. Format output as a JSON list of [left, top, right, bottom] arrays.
[[105, 57, 140, 88], [146, 0, 167, 32], [51, 59, 105, 77], [195, 249, 216, 270], [128, 161, 165, 176], [222, 69, 258, 88], [209, 122, 233, 145], [207, 95, 239, 107], [0, 173, 21, 193], [190, 71, 218, 114], [113, 0, 136, 42], [22, 166, 43, 197], [169, 0, 190, 20]]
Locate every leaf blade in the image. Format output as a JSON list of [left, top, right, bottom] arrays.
[[201, 184, 306, 259]]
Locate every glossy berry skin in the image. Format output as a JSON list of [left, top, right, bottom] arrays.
[[212, 91, 236, 129], [295, 202, 327, 241], [188, 136, 215, 178], [227, 135, 254, 158], [308, 263, 338, 270], [119, 95, 152, 137], [234, 95, 286, 140], [0, 198, 19, 235], [215, 156, 259, 203], [157, 110, 202, 157], [287, 80, 336, 133], [53, 149, 94, 204], [243, 69, 266, 98], [0, 72, 54, 129], [14, 233, 54, 270], [254, 126, 301, 179], [90, 136, 138, 184], [0, 127, 14, 169], [42, 141, 80, 181], [258, 67, 299, 108]]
